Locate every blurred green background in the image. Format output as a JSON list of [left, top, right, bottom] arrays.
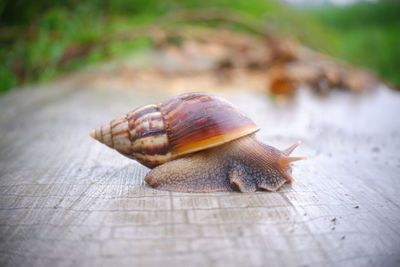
[[1, 0, 399, 93]]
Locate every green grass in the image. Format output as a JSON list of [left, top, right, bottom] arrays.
[[308, 1, 400, 88], [0, 0, 399, 93]]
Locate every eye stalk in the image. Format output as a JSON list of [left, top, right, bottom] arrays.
[[278, 141, 307, 183]]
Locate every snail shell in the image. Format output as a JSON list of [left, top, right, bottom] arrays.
[[90, 93, 259, 168], [90, 93, 305, 192]]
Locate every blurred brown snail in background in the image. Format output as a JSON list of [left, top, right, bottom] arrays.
[[90, 93, 305, 193]]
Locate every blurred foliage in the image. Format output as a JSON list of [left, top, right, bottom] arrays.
[[308, 1, 400, 88], [0, 0, 399, 93]]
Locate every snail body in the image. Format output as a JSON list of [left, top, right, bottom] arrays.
[[90, 93, 305, 192]]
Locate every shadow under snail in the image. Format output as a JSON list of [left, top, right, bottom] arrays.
[[90, 93, 306, 193]]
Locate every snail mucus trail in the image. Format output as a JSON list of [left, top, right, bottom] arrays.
[[90, 93, 305, 193]]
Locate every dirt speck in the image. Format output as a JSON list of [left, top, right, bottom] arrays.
[[372, 147, 380, 153]]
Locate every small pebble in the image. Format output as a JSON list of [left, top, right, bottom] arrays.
[[341, 236, 346, 240], [354, 205, 360, 209], [331, 217, 337, 222]]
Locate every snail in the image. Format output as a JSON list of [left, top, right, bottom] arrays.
[[90, 93, 305, 193]]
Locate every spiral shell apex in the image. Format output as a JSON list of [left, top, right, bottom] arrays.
[[90, 93, 259, 168], [90, 104, 171, 168]]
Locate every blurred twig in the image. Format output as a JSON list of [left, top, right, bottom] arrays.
[[158, 8, 274, 40]]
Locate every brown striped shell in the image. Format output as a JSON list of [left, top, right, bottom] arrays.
[[90, 93, 259, 168]]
